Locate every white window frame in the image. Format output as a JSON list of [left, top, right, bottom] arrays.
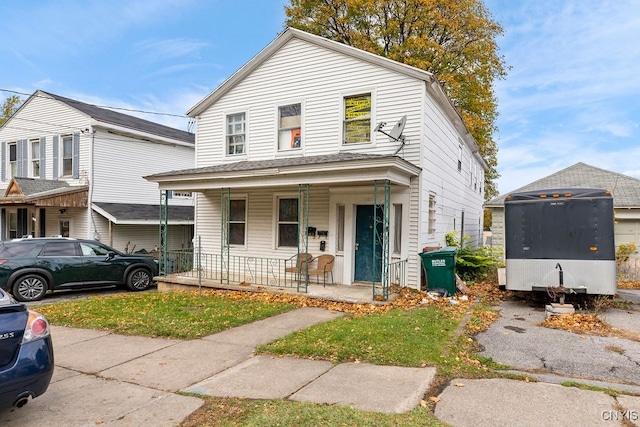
[[30, 138, 40, 178], [428, 194, 436, 234], [274, 194, 299, 249], [457, 142, 463, 172], [228, 197, 247, 247], [393, 204, 403, 255], [225, 112, 247, 156], [8, 141, 17, 178], [59, 218, 71, 237], [61, 135, 73, 177], [342, 91, 373, 145], [277, 102, 303, 152], [336, 204, 345, 253]]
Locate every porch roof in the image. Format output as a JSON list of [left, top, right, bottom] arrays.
[[92, 202, 194, 225], [0, 177, 88, 207], [145, 153, 421, 190]]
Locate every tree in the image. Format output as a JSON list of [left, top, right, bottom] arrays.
[[285, 0, 507, 199], [1, 95, 22, 127]]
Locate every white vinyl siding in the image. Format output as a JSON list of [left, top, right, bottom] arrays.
[[194, 38, 423, 167], [91, 131, 194, 205]]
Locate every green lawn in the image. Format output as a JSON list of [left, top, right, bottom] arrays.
[[35, 290, 297, 339], [258, 307, 459, 366], [35, 288, 501, 426]]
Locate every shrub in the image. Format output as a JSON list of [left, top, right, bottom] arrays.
[[445, 232, 502, 282]]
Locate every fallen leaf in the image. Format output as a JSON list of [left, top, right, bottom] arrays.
[[454, 382, 465, 387], [428, 396, 440, 403]]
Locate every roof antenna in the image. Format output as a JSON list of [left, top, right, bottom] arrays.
[[374, 115, 407, 155]]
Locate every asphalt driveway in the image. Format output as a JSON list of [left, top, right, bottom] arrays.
[[476, 289, 640, 392]]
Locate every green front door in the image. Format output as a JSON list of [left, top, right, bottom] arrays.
[[354, 205, 382, 282]]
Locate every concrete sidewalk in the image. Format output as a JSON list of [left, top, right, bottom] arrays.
[[3, 291, 639, 426], [0, 307, 436, 426]]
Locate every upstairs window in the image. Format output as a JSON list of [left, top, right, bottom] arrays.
[[8, 142, 17, 178], [343, 93, 371, 144], [457, 143, 462, 172], [278, 103, 302, 151], [31, 138, 40, 177], [226, 113, 245, 155], [62, 135, 73, 176]]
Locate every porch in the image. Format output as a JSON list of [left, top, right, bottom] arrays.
[[156, 250, 408, 302]]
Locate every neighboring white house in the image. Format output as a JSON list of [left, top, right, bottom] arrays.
[[0, 90, 195, 253], [485, 162, 640, 260], [146, 28, 487, 295]]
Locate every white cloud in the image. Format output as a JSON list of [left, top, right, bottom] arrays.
[[133, 38, 210, 61]]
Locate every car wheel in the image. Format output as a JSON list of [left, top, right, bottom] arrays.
[[127, 268, 152, 291], [12, 274, 48, 302]]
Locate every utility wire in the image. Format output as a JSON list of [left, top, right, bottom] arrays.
[[0, 88, 189, 119]]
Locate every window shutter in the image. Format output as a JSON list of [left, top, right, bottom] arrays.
[[40, 136, 46, 179], [18, 139, 27, 178], [1, 142, 5, 182], [72, 133, 80, 179], [52, 135, 59, 180]]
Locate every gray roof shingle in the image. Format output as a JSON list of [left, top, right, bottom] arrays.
[[146, 152, 406, 178], [93, 202, 194, 222], [486, 162, 640, 207], [42, 91, 195, 144]]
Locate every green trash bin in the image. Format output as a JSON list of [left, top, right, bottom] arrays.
[[420, 246, 458, 295]]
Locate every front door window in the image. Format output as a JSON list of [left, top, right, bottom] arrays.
[[59, 219, 70, 237]]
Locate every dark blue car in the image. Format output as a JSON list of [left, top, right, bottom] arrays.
[[0, 288, 54, 409]]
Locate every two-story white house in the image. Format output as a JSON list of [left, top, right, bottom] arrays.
[[146, 28, 486, 297], [0, 90, 195, 253]]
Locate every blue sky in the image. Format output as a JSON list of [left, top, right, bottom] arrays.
[[1, 0, 638, 195]]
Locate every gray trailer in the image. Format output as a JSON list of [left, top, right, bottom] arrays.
[[504, 188, 616, 295]]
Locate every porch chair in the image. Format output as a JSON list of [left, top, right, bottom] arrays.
[[285, 253, 313, 282], [307, 254, 335, 287]]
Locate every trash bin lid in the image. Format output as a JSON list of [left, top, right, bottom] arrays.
[[420, 246, 458, 257]]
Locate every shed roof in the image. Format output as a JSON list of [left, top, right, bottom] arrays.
[[92, 202, 194, 225], [486, 162, 640, 207]]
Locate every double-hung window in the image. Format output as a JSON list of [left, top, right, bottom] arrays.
[[62, 135, 73, 176], [229, 199, 247, 246], [277, 198, 298, 247], [8, 142, 17, 178], [278, 103, 301, 150], [31, 138, 40, 177], [343, 93, 371, 144], [226, 113, 246, 155]]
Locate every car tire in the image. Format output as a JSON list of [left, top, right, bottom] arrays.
[[12, 274, 48, 302], [126, 268, 152, 291]]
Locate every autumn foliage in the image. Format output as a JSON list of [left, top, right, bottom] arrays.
[[285, 0, 508, 198]]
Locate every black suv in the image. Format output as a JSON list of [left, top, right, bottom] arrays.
[[0, 238, 158, 302]]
